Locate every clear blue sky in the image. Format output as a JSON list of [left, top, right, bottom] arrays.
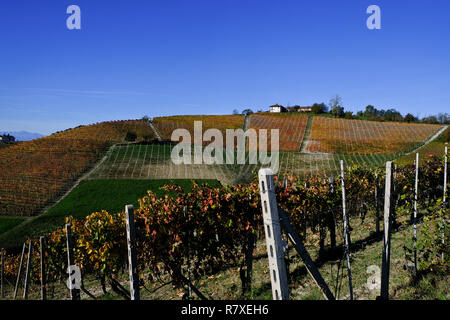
[[1, 0, 449, 135]]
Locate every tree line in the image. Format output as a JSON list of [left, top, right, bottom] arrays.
[[233, 95, 450, 125]]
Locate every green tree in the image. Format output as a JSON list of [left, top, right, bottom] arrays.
[[404, 113, 417, 123], [364, 105, 377, 118], [311, 103, 327, 114], [329, 95, 344, 118], [344, 111, 354, 119]]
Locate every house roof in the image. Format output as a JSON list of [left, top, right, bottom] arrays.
[[285, 106, 312, 111]]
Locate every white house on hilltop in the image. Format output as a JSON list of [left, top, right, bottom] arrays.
[[269, 105, 287, 113]]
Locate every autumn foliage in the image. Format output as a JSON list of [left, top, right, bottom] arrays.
[[306, 117, 441, 154], [0, 120, 155, 216], [2, 155, 448, 297], [152, 115, 245, 143], [249, 113, 308, 151]]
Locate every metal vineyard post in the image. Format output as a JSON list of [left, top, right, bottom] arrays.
[[13, 242, 26, 299], [125, 205, 140, 300], [380, 161, 394, 300], [66, 224, 80, 300], [413, 153, 419, 272], [340, 160, 353, 300], [23, 239, 32, 300], [443, 146, 448, 260]]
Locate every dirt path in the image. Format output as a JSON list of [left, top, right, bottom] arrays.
[[148, 120, 163, 142], [299, 115, 315, 153], [404, 125, 448, 156]]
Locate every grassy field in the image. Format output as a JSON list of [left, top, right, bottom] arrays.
[[0, 179, 220, 249], [88, 142, 402, 186], [45, 179, 222, 217], [0, 217, 25, 234]]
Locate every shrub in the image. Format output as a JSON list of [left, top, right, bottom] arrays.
[[125, 131, 137, 142]]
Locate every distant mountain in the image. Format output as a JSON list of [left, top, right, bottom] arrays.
[[0, 131, 45, 141]]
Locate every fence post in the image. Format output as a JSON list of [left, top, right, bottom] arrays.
[[40, 236, 46, 300], [443, 146, 448, 260], [23, 239, 32, 300], [258, 169, 289, 300], [1, 248, 4, 299], [413, 153, 419, 272], [66, 223, 81, 300], [340, 160, 353, 300], [380, 161, 394, 300], [125, 205, 140, 300], [13, 242, 26, 299]]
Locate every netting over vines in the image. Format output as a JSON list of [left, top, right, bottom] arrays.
[[0, 115, 446, 217]]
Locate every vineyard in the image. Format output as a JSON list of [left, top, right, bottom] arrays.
[[131, 114, 444, 184], [0, 116, 446, 241], [152, 115, 245, 142], [0, 115, 448, 300], [0, 120, 156, 217], [51, 120, 157, 142], [306, 117, 441, 154], [248, 113, 308, 151], [0, 152, 448, 300], [0, 138, 109, 216]]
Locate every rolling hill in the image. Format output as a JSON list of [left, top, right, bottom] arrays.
[[0, 115, 447, 248]]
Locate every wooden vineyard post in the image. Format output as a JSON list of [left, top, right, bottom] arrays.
[[66, 224, 81, 300], [0, 249, 3, 299], [413, 153, 419, 272], [380, 161, 394, 300], [443, 146, 448, 260], [340, 160, 353, 300], [40, 236, 46, 300], [23, 239, 33, 300], [258, 169, 290, 300], [13, 242, 26, 299], [125, 205, 140, 300]]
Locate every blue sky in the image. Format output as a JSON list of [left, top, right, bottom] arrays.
[[0, 0, 449, 135]]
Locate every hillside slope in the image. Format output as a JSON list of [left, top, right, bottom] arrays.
[[0, 120, 155, 217]]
